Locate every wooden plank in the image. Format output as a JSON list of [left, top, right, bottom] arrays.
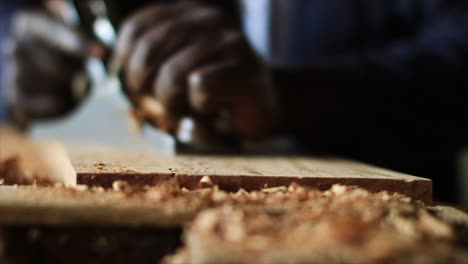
[[0, 186, 193, 227], [0, 126, 432, 202], [0, 184, 453, 229], [0, 185, 465, 263], [69, 147, 433, 203]]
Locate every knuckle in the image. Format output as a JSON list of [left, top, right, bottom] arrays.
[[156, 62, 186, 108], [132, 22, 174, 61], [133, 36, 152, 58], [119, 4, 165, 36], [119, 20, 138, 40], [119, 9, 146, 35], [160, 58, 185, 84], [142, 22, 173, 47]]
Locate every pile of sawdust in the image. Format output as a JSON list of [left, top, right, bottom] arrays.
[[2, 165, 467, 263], [89, 179, 468, 263], [155, 184, 468, 264]]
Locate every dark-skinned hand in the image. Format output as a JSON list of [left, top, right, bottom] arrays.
[[3, 10, 103, 127], [114, 2, 278, 142]]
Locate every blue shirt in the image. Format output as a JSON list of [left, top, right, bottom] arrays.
[[241, 0, 468, 81], [0, 3, 14, 121]]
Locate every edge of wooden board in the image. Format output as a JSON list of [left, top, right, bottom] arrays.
[[77, 172, 432, 203]]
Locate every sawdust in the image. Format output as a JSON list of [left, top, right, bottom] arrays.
[[82, 178, 468, 264], [198, 176, 214, 188], [150, 182, 467, 264], [2, 171, 467, 263], [92, 162, 106, 170]]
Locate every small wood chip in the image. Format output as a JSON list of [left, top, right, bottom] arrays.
[[73, 185, 89, 192], [112, 180, 132, 193], [199, 176, 214, 188]]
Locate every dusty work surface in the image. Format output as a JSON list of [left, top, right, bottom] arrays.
[[0, 182, 467, 264], [69, 147, 433, 203], [0, 184, 194, 227], [164, 185, 468, 264]]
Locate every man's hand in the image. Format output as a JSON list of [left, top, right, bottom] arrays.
[[115, 2, 277, 140], [4, 10, 103, 126]]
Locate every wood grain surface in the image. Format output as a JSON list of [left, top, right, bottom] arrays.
[[0, 186, 193, 227], [0, 126, 432, 202], [69, 147, 433, 203]]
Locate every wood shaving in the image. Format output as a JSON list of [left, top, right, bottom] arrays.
[[155, 184, 468, 264], [198, 176, 214, 188], [112, 180, 133, 193], [2, 173, 466, 263], [92, 162, 106, 170]]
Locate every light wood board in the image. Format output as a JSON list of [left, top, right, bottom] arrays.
[[69, 147, 433, 203], [0, 127, 433, 202]]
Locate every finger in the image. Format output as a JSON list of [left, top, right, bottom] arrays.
[[8, 60, 75, 98], [7, 38, 83, 84], [14, 93, 76, 120], [188, 60, 276, 139], [125, 6, 224, 94], [187, 63, 232, 114], [13, 11, 104, 58], [4, 57, 78, 119], [115, 2, 195, 67], [153, 30, 242, 116], [8, 80, 76, 119], [8, 64, 75, 98], [124, 20, 179, 94]]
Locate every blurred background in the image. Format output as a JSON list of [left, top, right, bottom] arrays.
[[0, 0, 467, 205]]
